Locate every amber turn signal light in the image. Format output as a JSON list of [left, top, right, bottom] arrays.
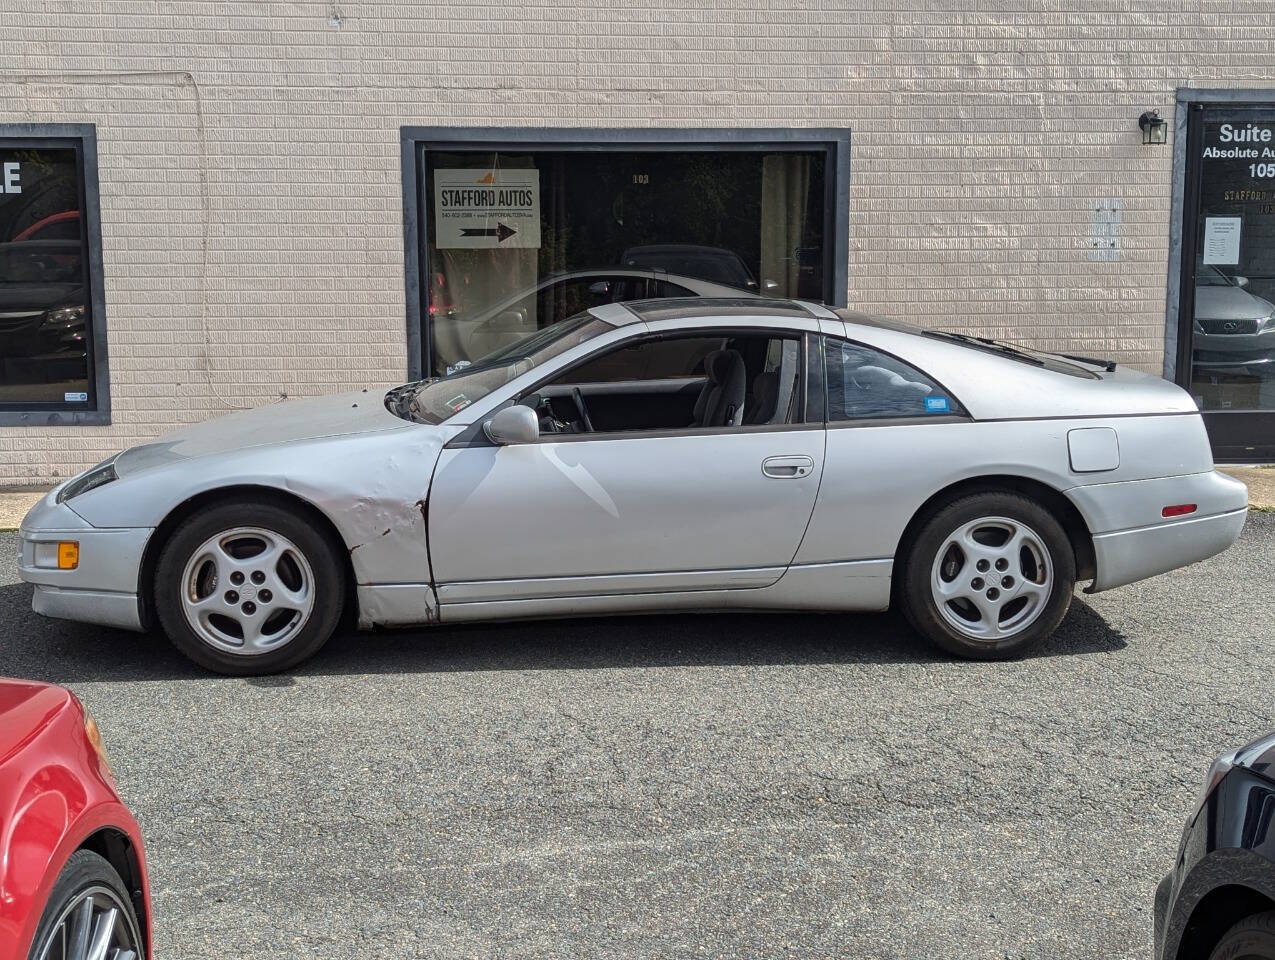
[[57, 541, 79, 569], [84, 712, 113, 777]]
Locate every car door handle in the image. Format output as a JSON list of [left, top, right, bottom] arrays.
[[761, 455, 815, 479]]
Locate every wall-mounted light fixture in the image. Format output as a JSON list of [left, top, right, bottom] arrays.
[[1139, 110, 1168, 145]]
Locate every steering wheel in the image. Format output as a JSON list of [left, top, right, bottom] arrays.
[[571, 387, 595, 432]]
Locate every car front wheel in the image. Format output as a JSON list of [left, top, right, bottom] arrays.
[[27, 849, 144, 960], [900, 491, 1076, 660], [154, 499, 344, 675], [1209, 911, 1275, 960]]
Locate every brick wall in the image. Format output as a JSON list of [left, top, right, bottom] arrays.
[[0, 0, 1272, 484]]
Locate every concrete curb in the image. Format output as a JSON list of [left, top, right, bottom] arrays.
[[0, 491, 46, 530], [1220, 467, 1275, 512]]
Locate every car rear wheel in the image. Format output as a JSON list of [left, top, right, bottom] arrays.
[[900, 491, 1076, 660], [1209, 911, 1275, 960], [27, 849, 144, 960], [155, 500, 344, 675]]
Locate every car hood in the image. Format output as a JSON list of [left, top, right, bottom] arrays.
[[114, 389, 409, 478], [1195, 284, 1275, 322], [0, 283, 82, 313]]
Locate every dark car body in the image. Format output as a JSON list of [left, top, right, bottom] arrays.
[[1155, 732, 1275, 960], [620, 243, 759, 291], [0, 239, 88, 380]]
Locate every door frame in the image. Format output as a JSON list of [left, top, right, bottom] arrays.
[[1167, 88, 1275, 461], [399, 126, 852, 380]]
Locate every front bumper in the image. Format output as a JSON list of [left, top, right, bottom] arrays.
[[1068, 470, 1249, 593], [18, 489, 150, 632]]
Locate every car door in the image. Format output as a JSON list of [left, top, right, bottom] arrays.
[[427, 323, 825, 605]]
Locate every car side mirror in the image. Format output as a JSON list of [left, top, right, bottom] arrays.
[[762, 279, 780, 293], [483, 405, 539, 445], [1235, 275, 1250, 288], [588, 280, 611, 296]]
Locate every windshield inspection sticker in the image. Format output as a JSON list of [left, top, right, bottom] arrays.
[[924, 396, 951, 413]]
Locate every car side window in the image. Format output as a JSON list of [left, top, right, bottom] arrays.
[[557, 334, 726, 385], [824, 337, 963, 421], [651, 280, 697, 298], [525, 330, 804, 435]]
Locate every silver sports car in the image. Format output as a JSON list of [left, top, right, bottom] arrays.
[[19, 298, 1248, 675]]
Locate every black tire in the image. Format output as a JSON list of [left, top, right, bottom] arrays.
[[1209, 911, 1275, 960], [899, 491, 1076, 660], [27, 848, 144, 960], [154, 499, 344, 675]]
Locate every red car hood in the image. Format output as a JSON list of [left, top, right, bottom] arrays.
[[0, 679, 74, 767]]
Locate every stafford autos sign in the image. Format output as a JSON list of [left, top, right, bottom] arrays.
[[433, 169, 541, 249]]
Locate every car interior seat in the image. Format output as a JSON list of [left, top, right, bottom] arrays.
[[745, 370, 780, 424], [692, 349, 747, 427]]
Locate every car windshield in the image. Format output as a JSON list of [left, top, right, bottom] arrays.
[[1198, 265, 1241, 287], [402, 311, 610, 424]]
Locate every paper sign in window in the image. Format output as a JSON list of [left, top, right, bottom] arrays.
[[1202, 217, 1242, 265]]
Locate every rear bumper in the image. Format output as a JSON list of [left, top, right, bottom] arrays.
[[1069, 470, 1249, 592]]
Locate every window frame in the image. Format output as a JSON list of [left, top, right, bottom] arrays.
[[400, 126, 852, 380], [0, 123, 110, 426], [820, 334, 970, 428], [467, 324, 819, 445]]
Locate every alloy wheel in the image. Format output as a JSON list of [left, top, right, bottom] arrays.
[[930, 515, 1054, 642], [180, 526, 316, 655], [34, 886, 141, 960]]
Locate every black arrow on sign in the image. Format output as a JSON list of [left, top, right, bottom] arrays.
[[460, 222, 517, 242]]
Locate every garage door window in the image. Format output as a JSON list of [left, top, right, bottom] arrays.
[[404, 130, 850, 380], [0, 129, 107, 421]]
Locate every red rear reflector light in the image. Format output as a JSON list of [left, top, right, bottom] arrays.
[[1162, 504, 1197, 518]]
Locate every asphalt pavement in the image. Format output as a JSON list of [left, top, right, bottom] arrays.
[[2, 516, 1273, 959]]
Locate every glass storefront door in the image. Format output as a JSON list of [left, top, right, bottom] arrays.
[[413, 139, 838, 378], [1178, 102, 1275, 461]]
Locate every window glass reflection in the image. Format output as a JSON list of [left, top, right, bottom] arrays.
[[0, 145, 92, 407]]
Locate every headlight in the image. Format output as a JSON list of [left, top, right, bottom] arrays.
[[1192, 751, 1237, 817], [1257, 314, 1275, 333], [1190, 730, 1275, 821], [45, 304, 86, 328], [84, 711, 113, 776], [56, 456, 118, 503], [70, 693, 114, 780]]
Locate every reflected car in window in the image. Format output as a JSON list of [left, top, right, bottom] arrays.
[[19, 299, 1247, 675], [1193, 266, 1275, 377], [621, 243, 776, 293], [430, 267, 754, 376], [0, 239, 88, 389]]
